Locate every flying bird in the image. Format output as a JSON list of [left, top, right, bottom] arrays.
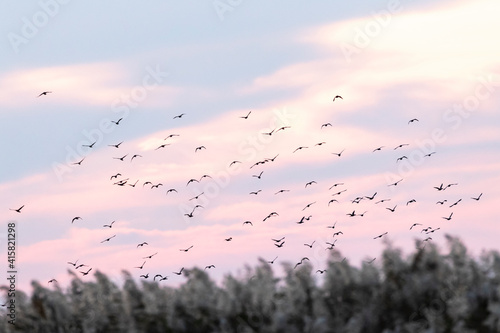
[[449, 199, 462, 208], [305, 181, 317, 188], [166, 188, 178, 195], [442, 212, 454, 221], [410, 223, 422, 230], [37, 91, 52, 97], [373, 232, 388, 239], [82, 141, 97, 148], [155, 144, 169, 150], [274, 241, 285, 248], [173, 267, 184, 275], [195, 146, 206, 152], [108, 141, 123, 148], [332, 95, 343, 101], [113, 154, 128, 161], [471, 193, 483, 201], [135, 261, 146, 269], [240, 111, 251, 119], [332, 149, 345, 157], [189, 192, 204, 201], [186, 179, 199, 186], [321, 123, 332, 128], [224, 237, 233, 242], [9, 205, 24, 213], [406, 199, 416, 205], [372, 146, 384, 152], [48, 279, 57, 283], [165, 134, 179, 140], [179, 246, 193, 252], [80, 268, 92, 276], [365, 192, 377, 200], [131, 154, 142, 161], [252, 171, 263, 179], [249, 190, 262, 195], [293, 146, 308, 153], [143, 252, 158, 259], [173, 113, 185, 119], [394, 144, 409, 150], [328, 199, 339, 206], [242, 221, 253, 226], [140, 273, 149, 279], [111, 118, 123, 125], [302, 202, 316, 210], [408, 118, 419, 124], [267, 256, 278, 264], [388, 179, 403, 186], [100, 235, 116, 243], [67, 259, 79, 267], [205, 265, 215, 270], [137, 242, 148, 248], [72, 157, 85, 165], [71, 216, 82, 223], [304, 241, 316, 248], [386, 205, 397, 213], [229, 161, 241, 167], [274, 189, 289, 195], [272, 237, 285, 242]]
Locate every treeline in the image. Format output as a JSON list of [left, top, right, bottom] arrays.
[[2, 236, 500, 332]]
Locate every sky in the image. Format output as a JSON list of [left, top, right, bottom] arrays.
[[0, 0, 499, 294]]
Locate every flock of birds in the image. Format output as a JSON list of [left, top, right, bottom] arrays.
[[8, 91, 484, 285]]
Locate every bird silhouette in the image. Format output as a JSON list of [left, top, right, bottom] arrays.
[[154, 274, 163, 281], [225, 237, 233, 241], [110, 173, 122, 180], [408, 118, 419, 124], [37, 91, 52, 97], [48, 279, 57, 283], [272, 237, 285, 242], [80, 268, 92, 276], [436, 200, 447, 205], [394, 144, 409, 150], [165, 134, 179, 140], [229, 160, 241, 167], [242, 221, 253, 226], [100, 235, 116, 243], [111, 118, 123, 125], [302, 202, 316, 210], [388, 179, 403, 186], [449, 199, 462, 208], [113, 154, 128, 161], [424, 152, 436, 157], [304, 241, 316, 248], [135, 261, 146, 269], [329, 183, 344, 190], [82, 141, 97, 148], [166, 188, 178, 195], [406, 199, 416, 205], [267, 256, 278, 264], [179, 246, 193, 252], [173, 113, 185, 119], [67, 259, 79, 267], [189, 192, 204, 201], [293, 146, 308, 153], [252, 171, 263, 179], [173, 267, 184, 275], [305, 181, 317, 188], [372, 146, 384, 152], [365, 192, 377, 200], [143, 252, 158, 259], [9, 205, 24, 213], [71, 216, 82, 223], [316, 269, 327, 274], [240, 111, 251, 119], [155, 144, 169, 150], [131, 154, 142, 161], [442, 212, 453, 220], [410, 223, 422, 230], [249, 190, 262, 195], [72, 157, 85, 165], [108, 141, 123, 148], [331, 149, 345, 157], [205, 265, 215, 270], [386, 205, 397, 212], [186, 179, 199, 186], [140, 273, 149, 279], [321, 123, 332, 128], [328, 199, 339, 206], [274, 241, 285, 248], [274, 189, 289, 195], [373, 232, 388, 239], [195, 146, 206, 152], [332, 95, 343, 101], [137, 242, 148, 248], [471, 193, 483, 201], [275, 126, 290, 133]]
